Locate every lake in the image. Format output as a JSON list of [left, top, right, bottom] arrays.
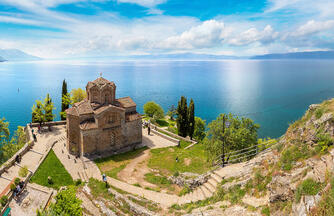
[[1, 59, 334, 138]]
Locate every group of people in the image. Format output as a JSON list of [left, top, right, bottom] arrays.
[[13, 180, 25, 199]]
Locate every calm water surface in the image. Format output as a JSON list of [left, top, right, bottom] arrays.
[[1, 59, 334, 138]]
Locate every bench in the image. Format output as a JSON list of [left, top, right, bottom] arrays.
[[2, 207, 11, 216]]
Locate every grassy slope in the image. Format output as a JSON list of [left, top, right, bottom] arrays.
[[31, 150, 74, 189], [94, 147, 148, 179], [148, 141, 210, 175]]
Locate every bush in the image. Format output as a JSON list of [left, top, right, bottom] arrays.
[[0, 196, 8, 207], [19, 166, 29, 177], [261, 206, 270, 216], [295, 178, 321, 202], [143, 101, 164, 120], [75, 179, 82, 186], [14, 177, 20, 185], [49, 186, 82, 216], [316, 133, 333, 153], [10, 184, 16, 191], [178, 186, 192, 196]]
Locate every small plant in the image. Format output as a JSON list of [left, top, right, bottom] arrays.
[[178, 186, 192, 196], [316, 133, 333, 153], [261, 205, 270, 216], [10, 183, 16, 191], [48, 176, 53, 185], [14, 177, 20, 185], [295, 178, 321, 202], [75, 179, 82, 186], [0, 195, 8, 207], [173, 171, 179, 177], [315, 107, 325, 119], [19, 165, 29, 177]]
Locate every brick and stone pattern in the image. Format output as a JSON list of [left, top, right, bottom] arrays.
[[66, 77, 142, 157]]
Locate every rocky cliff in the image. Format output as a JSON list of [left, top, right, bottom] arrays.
[[179, 99, 334, 216]]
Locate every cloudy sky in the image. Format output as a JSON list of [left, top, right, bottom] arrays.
[[0, 0, 333, 58]]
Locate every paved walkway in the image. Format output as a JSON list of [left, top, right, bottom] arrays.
[[0, 125, 65, 195], [142, 128, 179, 149]]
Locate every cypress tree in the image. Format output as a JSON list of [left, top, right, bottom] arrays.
[[188, 99, 195, 140], [61, 79, 68, 120], [177, 96, 188, 137]]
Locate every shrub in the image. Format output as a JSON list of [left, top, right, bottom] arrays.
[[316, 133, 333, 153], [49, 186, 82, 216], [19, 166, 29, 177], [315, 107, 325, 119], [295, 178, 321, 202], [75, 179, 82, 186], [261, 205, 270, 216], [0, 196, 8, 207], [178, 186, 192, 196], [173, 171, 179, 177], [10, 184, 16, 191], [14, 177, 20, 185]]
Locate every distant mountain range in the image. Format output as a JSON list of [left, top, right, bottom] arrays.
[[0, 49, 41, 61], [1, 49, 334, 62], [119, 51, 334, 60], [251, 51, 334, 59]]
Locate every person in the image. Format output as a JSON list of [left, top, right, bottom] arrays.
[[148, 125, 151, 135], [102, 173, 108, 187], [38, 125, 41, 133], [33, 133, 37, 141], [15, 155, 20, 163], [29, 122, 32, 128], [176, 156, 179, 163]]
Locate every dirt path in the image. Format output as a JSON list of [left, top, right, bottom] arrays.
[[117, 149, 156, 188]]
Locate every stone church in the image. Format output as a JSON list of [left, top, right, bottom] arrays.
[[66, 77, 142, 156]]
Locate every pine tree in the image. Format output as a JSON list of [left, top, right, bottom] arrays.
[[61, 79, 68, 120], [177, 96, 188, 137], [188, 99, 195, 140]]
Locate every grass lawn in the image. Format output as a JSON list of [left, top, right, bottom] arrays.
[[148, 141, 210, 176], [94, 147, 148, 179], [30, 150, 74, 189]]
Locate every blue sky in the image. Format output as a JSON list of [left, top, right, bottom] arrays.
[[0, 0, 333, 58]]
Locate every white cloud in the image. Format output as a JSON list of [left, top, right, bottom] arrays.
[[291, 20, 334, 37], [117, 0, 166, 8], [160, 20, 229, 49], [229, 25, 278, 46]]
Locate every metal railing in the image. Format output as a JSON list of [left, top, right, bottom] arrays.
[[212, 139, 278, 168]]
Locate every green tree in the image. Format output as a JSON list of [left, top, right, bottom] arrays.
[[0, 117, 10, 144], [143, 101, 164, 120], [60, 93, 71, 120], [194, 117, 206, 141], [61, 80, 69, 120], [204, 113, 259, 165], [44, 93, 55, 122], [48, 186, 82, 216], [32, 100, 45, 124], [188, 99, 195, 139], [167, 105, 177, 120], [71, 88, 86, 104], [0, 122, 26, 165], [176, 96, 188, 137]]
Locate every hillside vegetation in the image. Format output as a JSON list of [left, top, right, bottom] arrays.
[[170, 99, 334, 216]]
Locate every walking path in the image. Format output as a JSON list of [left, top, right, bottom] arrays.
[[0, 125, 65, 195], [2, 123, 273, 211], [51, 126, 273, 208]]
